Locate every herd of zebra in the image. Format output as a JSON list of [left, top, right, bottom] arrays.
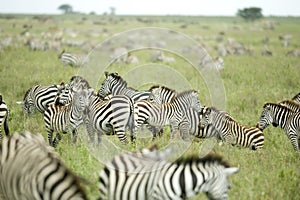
[[0, 71, 299, 199]]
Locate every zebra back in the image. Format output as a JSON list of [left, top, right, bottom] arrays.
[[0, 131, 87, 199], [202, 107, 264, 150], [279, 100, 300, 112], [292, 92, 300, 103], [99, 146, 238, 200]]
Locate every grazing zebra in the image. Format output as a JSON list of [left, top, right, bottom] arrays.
[[148, 86, 220, 140], [257, 103, 300, 150], [0, 95, 9, 140], [292, 93, 300, 103], [84, 94, 134, 144], [99, 145, 238, 200], [279, 100, 300, 112], [44, 86, 94, 147], [98, 72, 151, 101], [133, 90, 201, 139], [200, 107, 264, 150], [20, 82, 67, 115], [58, 50, 89, 67], [0, 131, 87, 199]]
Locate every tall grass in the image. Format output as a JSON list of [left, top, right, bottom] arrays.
[[0, 14, 299, 199]]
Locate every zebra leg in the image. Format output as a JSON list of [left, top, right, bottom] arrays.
[[53, 133, 62, 148], [71, 129, 77, 144], [47, 129, 54, 147], [288, 132, 299, 151], [4, 114, 9, 136]]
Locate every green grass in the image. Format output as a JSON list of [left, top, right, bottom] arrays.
[[0, 14, 299, 199]]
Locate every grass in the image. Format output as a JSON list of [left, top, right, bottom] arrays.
[[0, 14, 299, 199]]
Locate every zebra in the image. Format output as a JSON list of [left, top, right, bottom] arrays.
[[279, 100, 300, 112], [133, 90, 201, 139], [292, 93, 300, 103], [44, 86, 94, 147], [200, 107, 264, 150], [19, 82, 67, 115], [0, 131, 87, 199], [0, 95, 9, 140], [257, 103, 300, 150], [58, 50, 89, 67], [84, 94, 134, 144], [98, 72, 151, 101], [99, 145, 239, 200], [148, 86, 220, 141]]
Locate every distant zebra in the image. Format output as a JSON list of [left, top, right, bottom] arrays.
[[58, 50, 89, 67], [257, 103, 300, 150], [0, 131, 87, 199], [133, 90, 201, 139], [148, 86, 220, 140], [0, 95, 9, 140], [84, 94, 134, 144], [44, 86, 93, 147], [201, 107, 264, 150], [98, 72, 151, 101], [99, 145, 238, 200], [292, 93, 300, 103], [20, 82, 67, 115]]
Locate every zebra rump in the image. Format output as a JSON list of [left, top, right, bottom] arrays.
[[0, 131, 87, 200], [0, 95, 9, 139], [99, 145, 238, 200]]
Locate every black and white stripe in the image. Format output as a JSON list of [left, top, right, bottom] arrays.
[[257, 103, 300, 150], [58, 50, 89, 67], [84, 94, 134, 144], [292, 93, 300, 103], [0, 95, 9, 140], [279, 100, 300, 112], [133, 90, 201, 139], [44, 86, 93, 147], [21, 83, 67, 115], [98, 72, 151, 101], [99, 146, 238, 200], [200, 107, 264, 150], [0, 131, 87, 199]]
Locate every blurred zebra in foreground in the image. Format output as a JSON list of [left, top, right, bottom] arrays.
[[148, 86, 220, 140], [58, 50, 89, 67], [292, 93, 300, 103], [98, 72, 151, 101], [18, 82, 67, 115], [0, 131, 87, 199], [0, 95, 9, 140], [84, 94, 134, 144], [99, 145, 238, 200], [257, 103, 300, 150], [201, 107, 264, 150], [133, 90, 201, 140], [44, 86, 94, 147]]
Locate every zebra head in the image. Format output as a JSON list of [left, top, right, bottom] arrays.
[[199, 106, 213, 128], [148, 85, 177, 104], [257, 103, 275, 131], [72, 86, 94, 113], [176, 90, 201, 112], [98, 72, 120, 98]]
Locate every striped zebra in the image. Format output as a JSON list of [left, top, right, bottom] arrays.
[[99, 145, 239, 200], [148, 86, 220, 140], [44, 86, 94, 147], [58, 50, 89, 67], [257, 103, 300, 150], [98, 72, 151, 101], [292, 93, 300, 103], [279, 100, 300, 112], [0, 131, 87, 199], [19, 82, 67, 115], [133, 90, 201, 139], [0, 95, 9, 140], [84, 94, 134, 144], [200, 107, 264, 150]]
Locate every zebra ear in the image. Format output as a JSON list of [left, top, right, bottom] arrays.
[[105, 71, 109, 77], [224, 167, 239, 176]]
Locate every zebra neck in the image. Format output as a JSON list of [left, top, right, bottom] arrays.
[[273, 107, 294, 129], [112, 80, 127, 95]]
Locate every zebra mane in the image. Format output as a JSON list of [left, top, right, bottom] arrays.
[[107, 72, 128, 87], [23, 86, 35, 101], [264, 102, 295, 112], [292, 93, 300, 100], [149, 85, 176, 93], [175, 153, 231, 168], [279, 99, 300, 107]]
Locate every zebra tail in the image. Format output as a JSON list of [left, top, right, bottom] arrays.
[[4, 112, 9, 136]]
